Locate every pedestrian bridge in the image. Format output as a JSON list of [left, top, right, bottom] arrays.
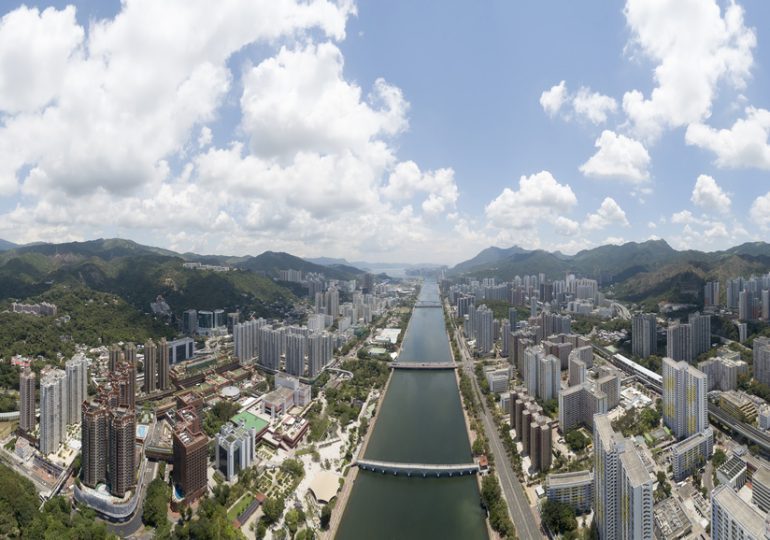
[[389, 362, 458, 370], [355, 459, 480, 477]]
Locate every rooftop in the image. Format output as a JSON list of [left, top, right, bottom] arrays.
[[718, 456, 748, 480], [231, 411, 269, 433], [712, 484, 766, 537], [546, 470, 593, 487], [619, 444, 651, 487]]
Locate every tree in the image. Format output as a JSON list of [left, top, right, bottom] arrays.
[[295, 528, 316, 540], [281, 458, 305, 478], [541, 499, 577, 534], [262, 497, 285, 524], [320, 505, 332, 530], [285, 508, 301, 535], [565, 430, 589, 452], [712, 448, 727, 469], [143, 478, 171, 529]]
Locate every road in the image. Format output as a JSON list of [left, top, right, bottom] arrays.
[[447, 300, 542, 540], [106, 460, 157, 539]]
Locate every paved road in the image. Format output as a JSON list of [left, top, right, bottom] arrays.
[[447, 301, 542, 540], [106, 460, 157, 539]]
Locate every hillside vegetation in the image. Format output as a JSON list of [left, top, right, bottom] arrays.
[[451, 240, 770, 305]]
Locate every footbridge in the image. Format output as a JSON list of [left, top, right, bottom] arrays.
[[389, 362, 458, 370], [355, 459, 480, 478]]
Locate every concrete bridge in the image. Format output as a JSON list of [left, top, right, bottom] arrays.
[[355, 459, 480, 477], [389, 362, 458, 370], [414, 301, 442, 308]]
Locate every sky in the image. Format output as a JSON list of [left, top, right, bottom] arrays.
[[0, 0, 770, 265]]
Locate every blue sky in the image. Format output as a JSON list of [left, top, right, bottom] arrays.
[[0, 0, 769, 264]]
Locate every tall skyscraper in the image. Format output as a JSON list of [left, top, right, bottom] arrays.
[[124, 342, 137, 366], [754, 337, 770, 387], [65, 354, 88, 425], [474, 305, 494, 354], [109, 407, 136, 498], [619, 447, 654, 539], [143, 340, 157, 394], [19, 367, 36, 433], [172, 407, 209, 502], [666, 322, 692, 363], [711, 484, 766, 540], [631, 313, 657, 359], [537, 354, 560, 402], [81, 399, 108, 488], [108, 344, 122, 372], [39, 369, 67, 455], [688, 312, 711, 358], [594, 413, 653, 540], [308, 332, 331, 378], [285, 334, 306, 377], [704, 281, 720, 308], [663, 357, 708, 440], [258, 327, 282, 370], [325, 287, 339, 318], [158, 338, 170, 391]]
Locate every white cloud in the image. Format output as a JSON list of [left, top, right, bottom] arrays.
[[603, 236, 625, 246], [750, 192, 770, 230], [572, 87, 617, 124], [539, 81, 568, 117], [622, 0, 756, 140], [579, 130, 650, 183], [198, 126, 212, 148], [691, 174, 731, 213], [0, 0, 355, 197], [485, 171, 577, 229], [0, 5, 83, 114], [671, 210, 702, 225], [704, 222, 728, 239], [647, 221, 656, 229], [685, 107, 770, 169], [382, 160, 458, 216], [554, 216, 580, 236], [240, 42, 407, 159], [583, 197, 630, 231]]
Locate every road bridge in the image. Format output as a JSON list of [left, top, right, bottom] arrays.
[[389, 362, 458, 370], [414, 301, 442, 308], [355, 459, 479, 477]]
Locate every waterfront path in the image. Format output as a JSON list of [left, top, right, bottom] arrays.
[[447, 299, 542, 540]]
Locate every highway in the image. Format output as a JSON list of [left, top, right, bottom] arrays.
[[592, 344, 770, 457], [446, 300, 542, 540]]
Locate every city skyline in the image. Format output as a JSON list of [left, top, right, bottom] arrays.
[[0, 1, 769, 264]]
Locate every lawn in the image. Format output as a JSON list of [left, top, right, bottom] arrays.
[[227, 493, 255, 522]]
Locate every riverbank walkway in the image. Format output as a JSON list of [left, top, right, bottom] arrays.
[[355, 459, 480, 477], [389, 362, 457, 370]]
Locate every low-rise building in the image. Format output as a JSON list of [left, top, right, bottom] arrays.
[[653, 497, 691, 540], [716, 456, 747, 489], [544, 470, 592, 513], [751, 464, 770, 513], [670, 428, 713, 482], [720, 391, 758, 423], [216, 422, 256, 481], [485, 368, 510, 394]]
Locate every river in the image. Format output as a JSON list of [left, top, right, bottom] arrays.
[[335, 281, 488, 540]]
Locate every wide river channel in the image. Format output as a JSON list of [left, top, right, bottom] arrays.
[[336, 280, 488, 539]]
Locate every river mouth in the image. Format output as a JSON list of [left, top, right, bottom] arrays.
[[335, 280, 489, 540]]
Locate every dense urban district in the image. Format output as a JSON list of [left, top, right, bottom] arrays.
[[2, 238, 770, 540]]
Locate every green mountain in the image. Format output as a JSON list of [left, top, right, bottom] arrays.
[[451, 240, 770, 305], [238, 250, 362, 280], [0, 239, 302, 319], [0, 239, 17, 252]]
